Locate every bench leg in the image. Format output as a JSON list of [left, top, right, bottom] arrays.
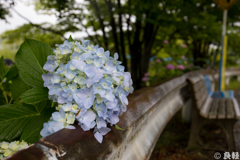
[[218, 120, 236, 151], [187, 105, 204, 150], [187, 104, 237, 151]]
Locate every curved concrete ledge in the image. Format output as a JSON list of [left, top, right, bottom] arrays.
[[6, 68, 240, 160]]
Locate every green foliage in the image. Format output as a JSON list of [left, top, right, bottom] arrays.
[[67, 35, 75, 42], [15, 39, 52, 87], [4, 65, 18, 82], [0, 56, 6, 81], [20, 88, 49, 104], [11, 75, 30, 100], [0, 39, 55, 144], [1, 24, 64, 48]]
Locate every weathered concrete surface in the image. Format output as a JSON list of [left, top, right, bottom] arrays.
[[6, 69, 240, 160]]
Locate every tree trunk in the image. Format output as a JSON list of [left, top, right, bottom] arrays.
[[117, 0, 128, 71]]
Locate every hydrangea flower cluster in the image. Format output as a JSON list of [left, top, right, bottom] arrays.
[[40, 39, 133, 143], [0, 141, 29, 159]]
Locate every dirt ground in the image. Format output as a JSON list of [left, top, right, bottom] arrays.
[[149, 110, 231, 160]]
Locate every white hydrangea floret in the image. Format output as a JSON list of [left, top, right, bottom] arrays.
[[0, 140, 29, 159], [41, 38, 134, 143]]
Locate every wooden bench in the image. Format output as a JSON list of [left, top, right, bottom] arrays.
[[187, 75, 240, 151]]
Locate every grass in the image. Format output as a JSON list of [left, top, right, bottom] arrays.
[[225, 77, 240, 91]]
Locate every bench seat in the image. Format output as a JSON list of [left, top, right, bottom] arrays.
[[187, 74, 240, 151]]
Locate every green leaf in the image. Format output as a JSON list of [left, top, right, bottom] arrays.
[[20, 100, 54, 143], [4, 65, 18, 82], [11, 75, 31, 100], [19, 87, 49, 104], [0, 100, 54, 142], [0, 104, 39, 141], [114, 124, 124, 131], [67, 35, 74, 42], [15, 39, 52, 87], [0, 90, 5, 105], [0, 56, 6, 81], [20, 116, 43, 143]]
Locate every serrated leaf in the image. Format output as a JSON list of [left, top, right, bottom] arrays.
[[4, 65, 18, 82], [0, 104, 39, 141], [20, 116, 43, 143], [11, 75, 31, 100], [20, 100, 54, 143], [15, 39, 52, 87], [0, 100, 54, 142], [0, 56, 6, 81], [20, 87, 49, 104]]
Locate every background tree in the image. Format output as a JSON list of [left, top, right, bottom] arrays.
[[0, 0, 14, 20], [2, 0, 240, 89]]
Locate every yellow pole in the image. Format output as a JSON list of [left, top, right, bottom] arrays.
[[221, 35, 228, 91]]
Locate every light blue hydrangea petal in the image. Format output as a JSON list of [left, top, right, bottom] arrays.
[[52, 121, 65, 132], [106, 99, 117, 109], [42, 73, 52, 87], [96, 48, 104, 55], [96, 117, 107, 129], [114, 53, 119, 59], [59, 45, 71, 55], [71, 59, 86, 72], [84, 64, 97, 78], [65, 70, 77, 80], [86, 72, 104, 88], [99, 127, 111, 135], [103, 90, 115, 102], [94, 131, 103, 143], [93, 83, 106, 96], [72, 51, 81, 59], [96, 103, 107, 117], [51, 74, 61, 84], [62, 103, 72, 111], [80, 123, 91, 131], [99, 79, 112, 90]]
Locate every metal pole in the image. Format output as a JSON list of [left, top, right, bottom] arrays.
[[218, 10, 228, 91]]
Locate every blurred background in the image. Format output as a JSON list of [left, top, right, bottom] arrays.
[[1, 0, 240, 90]]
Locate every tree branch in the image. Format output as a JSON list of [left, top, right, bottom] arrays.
[[11, 7, 66, 40], [104, 0, 120, 54], [89, 0, 109, 49], [117, 0, 127, 71]]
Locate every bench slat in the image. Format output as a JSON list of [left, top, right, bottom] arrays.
[[208, 99, 219, 119], [200, 97, 213, 118], [226, 98, 235, 119], [195, 84, 208, 100], [218, 99, 226, 119], [193, 80, 205, 93], [196, 89, 208, 109], [233, 98, 240, 119]]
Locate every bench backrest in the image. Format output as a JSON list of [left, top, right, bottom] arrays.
[[188, 75, 208, 109], [188, 75, 240, 120]]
